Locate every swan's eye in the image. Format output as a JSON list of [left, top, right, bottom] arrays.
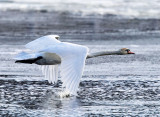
[[55, 37, 59, 40], [126, 49, 130, 52]]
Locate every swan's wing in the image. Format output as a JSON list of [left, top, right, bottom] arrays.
[[42, 42, 89, 95], [41, 65, 59, 84], [25, 35, 60, 51]]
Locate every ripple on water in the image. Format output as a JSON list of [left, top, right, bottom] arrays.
[[0, 79, 159, 116]]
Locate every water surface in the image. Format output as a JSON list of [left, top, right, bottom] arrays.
[[0, 2, 160, 116]]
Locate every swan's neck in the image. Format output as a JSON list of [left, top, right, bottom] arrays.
[[87, 50, 122, 59]]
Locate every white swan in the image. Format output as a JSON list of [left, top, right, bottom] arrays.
[[15, 35, 135, 97]]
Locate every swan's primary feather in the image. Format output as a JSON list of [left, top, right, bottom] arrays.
[[41, 65, 59, 84]]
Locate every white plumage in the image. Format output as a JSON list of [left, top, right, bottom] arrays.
[[15, 35, 89, 96], [41, 65, 59, 84]]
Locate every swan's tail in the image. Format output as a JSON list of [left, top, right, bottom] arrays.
[[14, 52, 42, 64], [15, 56, 42, 64]]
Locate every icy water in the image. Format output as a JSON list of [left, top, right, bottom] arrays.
[[0, 1, 160, 116]]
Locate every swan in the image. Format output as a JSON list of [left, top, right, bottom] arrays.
[[14, 35, 135, 97]]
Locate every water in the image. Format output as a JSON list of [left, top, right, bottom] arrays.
[[0, 0, 160, 18], [0, 0, 160, 116], [0, 41, 160, 116]]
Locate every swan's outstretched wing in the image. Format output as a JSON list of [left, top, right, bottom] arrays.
[[41, 65, 59, 84], [25, 35, 60, 51], [42, 42, 89, 95]]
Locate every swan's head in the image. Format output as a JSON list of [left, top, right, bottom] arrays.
[[120, 48, 135, 54], [54, 35, 60, 40]]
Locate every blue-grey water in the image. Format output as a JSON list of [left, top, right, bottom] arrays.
[[0, 0, 160, 117], [1, 0, 160, 18]]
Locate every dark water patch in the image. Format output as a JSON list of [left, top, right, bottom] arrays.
[[83, 113, 107, 117], [0, 79, 62, 110], [0, 78, 159, 116], [78, 80, 160, 101], [0, 74, 39, 78], [1, 79, 159, 108]]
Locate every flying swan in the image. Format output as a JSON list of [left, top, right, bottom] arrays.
[[15, 35, 135, 97]]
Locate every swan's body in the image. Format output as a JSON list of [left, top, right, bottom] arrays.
[[35, 52, 61, 65], [15, 35, 134, 97]]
